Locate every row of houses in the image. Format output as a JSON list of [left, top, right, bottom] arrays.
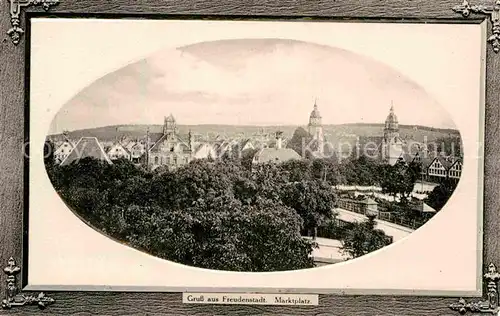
[[52, 106, 463, 183], [396, 151, 463, 184], [52, 115, 295, 169]]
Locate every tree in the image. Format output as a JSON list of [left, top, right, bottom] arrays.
[[380, 160, 419, 202], [425, 179, 457, 211], [340, 214, 392, 259], [44, 140, 56, 182], [47, 156, 320, 272], [125, 196, 316, 272], [240, 148, 259, 171], [287, 127, 313, 157], [281, 180, 336, 237], [279, 159, 312, 182]]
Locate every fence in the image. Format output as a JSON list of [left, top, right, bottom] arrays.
[[378, 211, 426, 230], [338, 198, 428, 230]]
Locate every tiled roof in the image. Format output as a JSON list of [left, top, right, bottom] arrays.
[[107, 142, 131, 155], [436, 156, 454, 169], [149, 133, 190, 153], [252, 148, 301, 164], [60, 137, 112, 166]]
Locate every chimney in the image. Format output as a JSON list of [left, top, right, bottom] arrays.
[[275, 131, 283, 149]]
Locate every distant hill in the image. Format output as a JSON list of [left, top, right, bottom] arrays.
[[47, 123, 460, 144]]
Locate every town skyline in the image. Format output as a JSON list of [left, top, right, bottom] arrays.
[[49, 117, 460, 136], [49, 101, 460, 136]]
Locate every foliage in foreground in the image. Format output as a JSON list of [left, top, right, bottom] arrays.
[[340, 215, 393, 259], [47, 157, 331, 271]]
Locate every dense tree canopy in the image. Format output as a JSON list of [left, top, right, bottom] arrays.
[[47, 147, 442, 270], [47, 157, 329, 272]]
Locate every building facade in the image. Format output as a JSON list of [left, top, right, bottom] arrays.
[[382, 105, 404, 165], [107, 142, 131, 161], [308, 101, 324, 156], [147, 114, 193, 171], [381, 106, 404, 165], [54, 141, 74, 164]]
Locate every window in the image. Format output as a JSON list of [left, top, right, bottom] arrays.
[[154, 156, 159, 164]]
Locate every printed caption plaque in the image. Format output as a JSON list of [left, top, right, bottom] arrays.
[[182, 293, 319, 306]]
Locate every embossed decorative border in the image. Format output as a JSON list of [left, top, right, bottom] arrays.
[[7, 0, 59, 45], [1, 0, 498, 314], [449, 263, 500, 314], [453, 0, 500, 52], [2, 258, 54, 309]]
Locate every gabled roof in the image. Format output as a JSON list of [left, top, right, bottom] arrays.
[[435, 156, 454, 170], [216, 139, 238, 156], [148, 133, 164, 146], [125, 141, 137, 151], [149, 132, 190, 153], [449, 158, 463, 169], [252, 148, 301, 164], [60, 137, 112, 166], [240, 138, 254, 149], [54, 141, 75, 152], [107, 142, 131, 155]]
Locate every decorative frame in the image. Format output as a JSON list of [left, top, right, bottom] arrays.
[[0, 0, 498, 314]]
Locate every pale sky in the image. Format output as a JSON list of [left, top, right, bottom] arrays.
[[36, 19, 483, 134]]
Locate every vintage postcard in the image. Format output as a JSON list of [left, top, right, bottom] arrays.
[[26, 18, 484, 294]]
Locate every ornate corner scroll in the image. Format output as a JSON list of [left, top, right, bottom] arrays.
[[2, 257, 54, 309], [7, 0, 59, 45], [453, 0, 500, 53], [449, 263, 500, 314]]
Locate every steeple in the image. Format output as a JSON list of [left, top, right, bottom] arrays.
[[309, 99, 322, 124], [385, 103, 398, 131], [383, 102, 403, 165], [383, 103, 400, 143], [163, 114, 177, 135], [307, 99, 324, 156]]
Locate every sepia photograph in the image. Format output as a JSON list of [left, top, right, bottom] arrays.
[[28, 18, 483, 292]]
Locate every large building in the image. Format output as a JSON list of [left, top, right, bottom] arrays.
[[252, 131, 301, 165], [381, 105, 404, 165], [147, 114, 193, 171], [308, 101, 324, 156]]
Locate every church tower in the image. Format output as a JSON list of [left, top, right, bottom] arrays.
[[384, 104, 399, 142], [163, 114, 177, 135], [308, 100, 324, 155], [383, 104, 403, 165]]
